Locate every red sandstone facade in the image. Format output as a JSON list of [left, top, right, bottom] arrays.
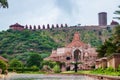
[[107, 53, 120, 69], [45, 32, 98, 71], [95, 57, 107, 69], [96, 53, 120, 69]]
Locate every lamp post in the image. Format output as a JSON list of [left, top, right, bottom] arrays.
[[74, 58, 78, 72], [66, 56, 71, 71]]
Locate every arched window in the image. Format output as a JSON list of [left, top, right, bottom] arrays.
[[74, 49, 81, 61]]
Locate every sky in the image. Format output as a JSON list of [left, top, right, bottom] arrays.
[[0, 0, 120, 31]]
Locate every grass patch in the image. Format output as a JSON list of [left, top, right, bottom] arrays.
[[62, 69, 120, 76], [90, 68, 120, 76], [61, 70, 91, 74]]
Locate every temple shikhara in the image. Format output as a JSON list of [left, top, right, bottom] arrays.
[[45, 32, 98, 71]]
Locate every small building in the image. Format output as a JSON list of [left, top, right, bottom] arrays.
[[107, 53, 120, 69], [95, 59, 101, 69], [9, 23, 24, 31], [95, 53, 120, 70], [95, 57, 107, 69]]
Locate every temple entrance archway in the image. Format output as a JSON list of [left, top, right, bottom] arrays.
[[73, 49, 81, 72], [74, 49, 81, 61]]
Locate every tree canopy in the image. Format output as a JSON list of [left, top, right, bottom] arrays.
[[9, 59, 23, 69], [0, 0, 8, 8], [97, 39, 117, 58], [26, 52, 43, 68], [113, 25, 120, 52], [114, 5, 120, 20], [0, 60, 7, 72]]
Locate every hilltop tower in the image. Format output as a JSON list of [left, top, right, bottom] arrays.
[[98, 12, 107, 26]]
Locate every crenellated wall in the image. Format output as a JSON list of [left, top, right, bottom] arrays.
[[9, 23, 68, 31], [9, 23, 117, 31], [24, 24, 68, 30]]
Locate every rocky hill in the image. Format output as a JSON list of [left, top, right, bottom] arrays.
[[0, 26, 112, 60]]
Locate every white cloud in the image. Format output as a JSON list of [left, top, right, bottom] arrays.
[[0, 0, 119, 31]]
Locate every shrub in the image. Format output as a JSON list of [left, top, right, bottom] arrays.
[[9, 59, 23, 69], [31, 65, 39, 71], [42, 65, 52, 72], [8, 67, 39, 73], [53, 65, 61, 73], [106, 67, 115, 72], [42, 60, 57, 68], [0, 60, 7, 73], [26, 52, 42, 68], [117, 65, 120, 71]]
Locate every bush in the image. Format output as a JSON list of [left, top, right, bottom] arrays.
[[42, 60, 57, 69], [26, 52, 42, 68], [8, 67, 39, 73], [53, 65, 61, 73], [9, 59, 23, 68], [91, 67, 118, 76], [0, 60, 7, 73], [105, 67, 115, 72], [91, 68, 104, 74], [42, 65, 52, 72], [31, 65, 39, 71], [117, 65, 120, 71]]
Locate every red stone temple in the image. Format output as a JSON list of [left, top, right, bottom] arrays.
[[45, 32, 98, 71]]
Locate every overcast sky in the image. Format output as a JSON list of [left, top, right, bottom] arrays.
[[0, 0, 120, 31]]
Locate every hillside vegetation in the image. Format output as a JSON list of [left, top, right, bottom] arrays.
[[0, 27, 112, 60]]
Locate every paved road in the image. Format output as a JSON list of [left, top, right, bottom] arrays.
[[5, 74, 98, 80]]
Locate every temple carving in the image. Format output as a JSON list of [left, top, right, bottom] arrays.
[[45, 32, 98, 71]]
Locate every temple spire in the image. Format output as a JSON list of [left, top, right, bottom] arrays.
[[72, 32, 80, 42]]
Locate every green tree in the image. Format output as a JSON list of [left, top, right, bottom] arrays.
[[1, 53, 8, 59], [114, 5, 120, 20], [0, 60, 7, 72], [113, 25, 120, 52], [31, 65, 39, 71], [53, 64, 61, 73], [26, 52, 42, 68], [9, 59, 23, 70], [97, 39, 116, 57], [97, 5, 120, 57], [97, 44, 106, 58], [42, 60, 57, 68], [0, 0, 8, 8]]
